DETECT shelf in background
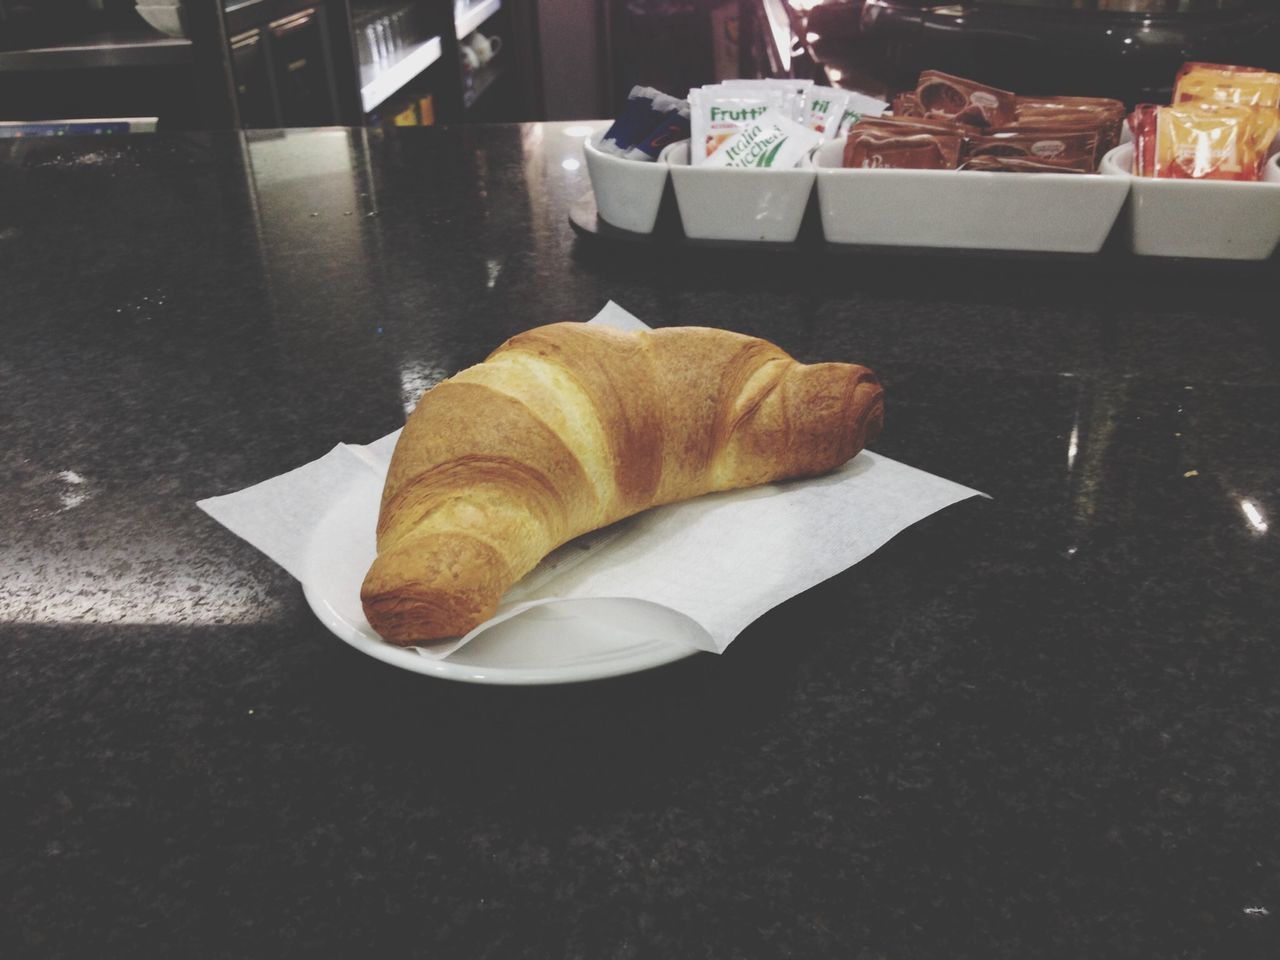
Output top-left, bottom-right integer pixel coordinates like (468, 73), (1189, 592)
(454, 0), (501, 40)
(0, 117), (158, 137)
(360, 35), (443, 113)
(0, 28), (193, 72)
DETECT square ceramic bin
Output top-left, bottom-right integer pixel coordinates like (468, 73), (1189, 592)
(583, 132), (670, 235)
(813, 139), (1131, 253)
(1100, 144), (1280, 260)
(663, 141), (816, 243)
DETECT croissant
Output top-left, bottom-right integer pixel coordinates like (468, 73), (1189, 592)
(361, 323), (884, 644)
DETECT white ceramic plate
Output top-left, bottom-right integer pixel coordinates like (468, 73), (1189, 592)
(302, 479), (704, 685)
(813, 137), (1130, 253)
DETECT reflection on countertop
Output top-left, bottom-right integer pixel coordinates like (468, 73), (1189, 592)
(1, 123), (1279, 959)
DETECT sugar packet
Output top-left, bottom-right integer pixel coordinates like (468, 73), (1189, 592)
(702, 106), (822, 168)
(601, 85), (689, 158)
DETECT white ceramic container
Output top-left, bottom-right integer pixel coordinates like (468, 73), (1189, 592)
(1100, 143), (1280, 260)
(1263, 151), (1280, 185)
(663, 140), (816, 243)
(813, 137), (1130, 253)
(582, 132), (670, 235)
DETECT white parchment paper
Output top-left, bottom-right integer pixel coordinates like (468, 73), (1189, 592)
(198, 302), (984, 659)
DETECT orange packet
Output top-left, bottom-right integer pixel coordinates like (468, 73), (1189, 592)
(1174, 62), (1280, 110)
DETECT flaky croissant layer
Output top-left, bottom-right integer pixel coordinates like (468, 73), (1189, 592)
(361, 323), (884, 644)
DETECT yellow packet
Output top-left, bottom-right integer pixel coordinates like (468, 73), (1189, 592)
(1153, 101), (1274, 180)
(1174, 62), (1280, 110)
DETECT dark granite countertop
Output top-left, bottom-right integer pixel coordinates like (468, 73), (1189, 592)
(2, 123), (1278, 959)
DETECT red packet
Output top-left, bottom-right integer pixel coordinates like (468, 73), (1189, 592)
(1128, 104), (1159, 177)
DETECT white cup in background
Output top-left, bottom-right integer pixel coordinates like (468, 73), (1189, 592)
(467, 33), (501, 65)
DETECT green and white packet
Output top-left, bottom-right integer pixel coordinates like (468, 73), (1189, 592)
(714, 78), (812, 124)
(834, 91), (891, 138)
(702, 107), (822, 169)
(805, 88), (850, 138)
(689, 86), (794, 165)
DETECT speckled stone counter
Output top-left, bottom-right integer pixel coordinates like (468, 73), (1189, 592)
(2, 124), (1278, 959)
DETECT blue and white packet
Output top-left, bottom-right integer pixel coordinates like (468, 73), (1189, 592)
(600, 86), (689, 159)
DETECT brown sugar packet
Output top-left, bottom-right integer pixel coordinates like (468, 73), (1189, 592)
(1010, 95), (1126, 157)
(843, 131), (964, 170)
(891, 91), (923, 117)
(852, 113), (966, 132)
(847, 114), (972, 153)
(846, 116), (972, 155)
(997, 118), (1119, 163)
(967, 128), (1101, 171)
(958, 155), (1089, 174)
(1015, 95), (1126, 119)
(916, 71), (1017, 129)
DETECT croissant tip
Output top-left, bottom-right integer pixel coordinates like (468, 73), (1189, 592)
(360, 532), (510, 645)
(850, 369), (885, 449)
(360, 590), (479, 647)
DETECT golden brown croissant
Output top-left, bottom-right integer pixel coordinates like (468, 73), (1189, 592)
(361, 323), (883, 644)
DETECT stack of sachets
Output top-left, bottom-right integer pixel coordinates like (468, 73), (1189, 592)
(598, 86), (692, 161)
(686, 79), (888, 169)
(1129, 63), (1280, 180)
(598, 79), (893, 170)
(848, 70), (1126, 174)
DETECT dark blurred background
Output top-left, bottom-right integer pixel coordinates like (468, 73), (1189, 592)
(1, 0), (1277, 134)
